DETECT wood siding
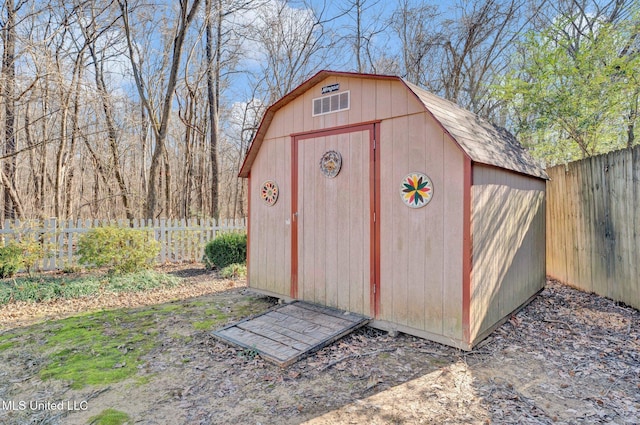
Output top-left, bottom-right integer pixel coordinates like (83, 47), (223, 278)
(264, 77), (424, 139)
(546, 147), (640, 310)
(378, 113), (465, 342)
(470, 165), (546, 344)
(296, 130), (371, 315)
(249, 76), (423, 297)
(248, 73), (546, 350)
(248, 135), (291, 296)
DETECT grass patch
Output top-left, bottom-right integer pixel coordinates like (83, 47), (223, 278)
(0, 293), (275, 391)
(192, 319), (217, 330)
(0, 331), (21, 351)
(191, 306), (232, 330)
(0, 270), (180, 305)
(89, 408), (131, 425)
(37, 306), (173, 389)
(0, 340), (14, 351)
(106, 270), (179, 293)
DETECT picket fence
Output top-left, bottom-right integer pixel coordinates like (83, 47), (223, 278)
(0, 218), (246, 271)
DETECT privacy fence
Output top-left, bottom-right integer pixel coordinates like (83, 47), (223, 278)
(0, 218), (245, 271)
(546, 145), (640, 309)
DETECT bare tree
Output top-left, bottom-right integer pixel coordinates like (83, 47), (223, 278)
(0, 0), (26, 219)
(389, 0), (441, 87)
(205, 0), (220, 220)
(389, 0), (547, 119)
(119, 0), (202, 219)
(77, 0), (135, 220)
(338, 0), (388, 73)
(248, 0), (337, 103)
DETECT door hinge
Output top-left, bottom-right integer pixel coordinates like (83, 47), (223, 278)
(373, 212), (376, 223)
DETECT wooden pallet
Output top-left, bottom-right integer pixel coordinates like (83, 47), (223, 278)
(212, 302), (370, 367)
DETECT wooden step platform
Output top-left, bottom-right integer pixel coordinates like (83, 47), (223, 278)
(212, 302), (370, 367)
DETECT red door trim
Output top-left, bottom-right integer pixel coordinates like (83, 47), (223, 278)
(372, 123), (381, 317)
(291, 122), (380, 317)
(290, 139), (299, 299)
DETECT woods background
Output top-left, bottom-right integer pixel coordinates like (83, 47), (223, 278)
(0, 0), (637, 221)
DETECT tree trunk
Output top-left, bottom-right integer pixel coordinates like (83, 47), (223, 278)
(119, 0), (202, 219)
(628, 96), (638, 148)
(2, 0), (17, 219)
(54, 102), (68, 219)
(163, 148), (171, 218)
(25, 102), (42, 215)
(39, 81), (49, 218)
(88, 43), (135, 220)
(205, 0), (220, 220)
(140, 104), (148, 199)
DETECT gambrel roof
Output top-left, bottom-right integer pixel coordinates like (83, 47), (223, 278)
(239, 70), (547, 180)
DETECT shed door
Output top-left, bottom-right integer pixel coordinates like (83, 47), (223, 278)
(292, 124), (377, 317)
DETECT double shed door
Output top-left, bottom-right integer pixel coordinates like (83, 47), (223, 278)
(292, 124), (378, 317)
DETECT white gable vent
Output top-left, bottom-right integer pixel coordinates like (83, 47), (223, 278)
(312, 91), (350, 117)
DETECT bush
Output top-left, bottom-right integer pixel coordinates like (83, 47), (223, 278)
(219, 262), (247, 279)
(77, 225), (160, 274)
(0, 243), (23, 278)
(0, 235), (45, 278)
(203, 232), (247, 270)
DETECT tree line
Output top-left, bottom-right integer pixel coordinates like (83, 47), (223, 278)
(0, 0), (637, 221)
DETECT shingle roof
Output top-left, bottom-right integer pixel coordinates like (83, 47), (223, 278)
(239, 70), (547, 180)
(404, 81), (548, 180)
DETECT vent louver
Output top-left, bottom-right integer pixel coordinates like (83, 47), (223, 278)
(312, 91), (350, 116)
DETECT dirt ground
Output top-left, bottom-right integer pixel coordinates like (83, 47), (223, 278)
(0, 266), (638, 424)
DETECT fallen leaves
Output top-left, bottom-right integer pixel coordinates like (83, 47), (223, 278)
(0, 276), (638, 425)
(0, 267), (243, 331)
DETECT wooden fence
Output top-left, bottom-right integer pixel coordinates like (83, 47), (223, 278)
(546, 145), (640, 309)
(0, 218), (245, 271)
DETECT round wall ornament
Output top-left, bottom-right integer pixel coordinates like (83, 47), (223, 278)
(319, 150), (342, 178)
(400, 172), (433, 208)
(260, 180), (279, 206)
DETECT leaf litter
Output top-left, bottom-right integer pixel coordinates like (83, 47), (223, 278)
(0, 273), (638, 424)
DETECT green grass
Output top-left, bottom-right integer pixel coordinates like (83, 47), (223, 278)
(192, 319), (217, 330)
(0, 270), (180, 305)
(36, 306), (182, 389)
(0, 340), (14, 351)
(89, 408), (131, 425)
(191, 307), (231, 330)
(0, 330), (21, 351)
(0, 293), (274, 391)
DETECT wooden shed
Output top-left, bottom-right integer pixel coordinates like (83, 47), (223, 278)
(239, 70), (547, 350)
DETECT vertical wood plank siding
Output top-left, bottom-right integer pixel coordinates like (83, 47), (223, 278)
(248, 135), (291, 297)
(248, 73), (547, 349)
(250, 76), (467, 344)
(471, 165), (546, 345)
(295, 130), (371, 314)
(378, 107), (464, 341)
(546, 146), (640, 310)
